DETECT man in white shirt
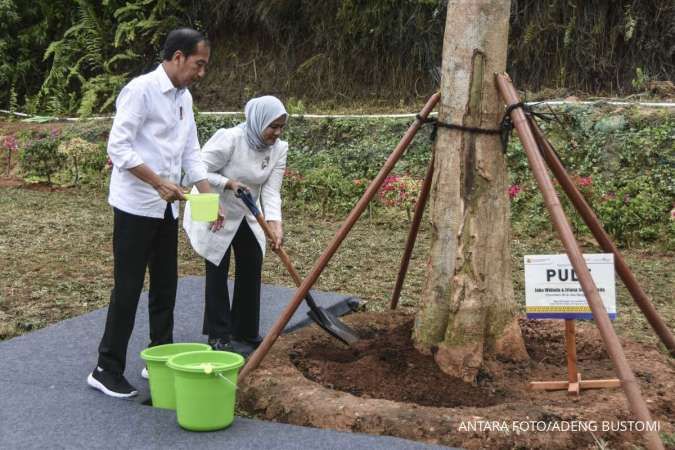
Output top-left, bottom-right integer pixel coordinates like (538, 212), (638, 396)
(87, 28), (221, 398)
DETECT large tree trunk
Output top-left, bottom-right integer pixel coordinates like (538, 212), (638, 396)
(413, 0), (528, 382)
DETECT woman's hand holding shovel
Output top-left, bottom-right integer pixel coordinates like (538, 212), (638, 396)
(226, 179), (250, 194)
(267, 220), (283, 250)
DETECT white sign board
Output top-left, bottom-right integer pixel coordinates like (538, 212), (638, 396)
(524, 254), (616, 320)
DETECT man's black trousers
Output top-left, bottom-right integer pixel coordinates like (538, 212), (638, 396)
(97, 205), (177, 374)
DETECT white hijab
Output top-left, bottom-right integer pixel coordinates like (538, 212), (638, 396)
(239, 96), (287, 151)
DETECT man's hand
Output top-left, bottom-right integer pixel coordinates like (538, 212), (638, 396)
(267, 220), (283, 250)
(129, 164), (185, 202)
(154, 178), (186, 202)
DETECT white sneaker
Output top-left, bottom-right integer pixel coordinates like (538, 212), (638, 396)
(141, 367), (149, 380)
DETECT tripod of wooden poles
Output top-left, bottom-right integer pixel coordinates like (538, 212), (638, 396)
(239, 78), (672, 450)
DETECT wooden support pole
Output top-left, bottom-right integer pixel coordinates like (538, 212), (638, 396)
(390, 152), (435, 310)
(530, 320), (619, 395)
(529, 118), (675, 357)
(239, 93), (441, 380)
(496, 73), (663, 450)
(565, 320), (580, 395)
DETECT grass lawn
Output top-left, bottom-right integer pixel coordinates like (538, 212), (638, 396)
(0, 186), (672, 356)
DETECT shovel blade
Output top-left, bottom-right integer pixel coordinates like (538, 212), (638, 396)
(307, 307), (360, 346)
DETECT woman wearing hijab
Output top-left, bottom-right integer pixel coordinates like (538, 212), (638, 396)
(184, 96), (287, 352)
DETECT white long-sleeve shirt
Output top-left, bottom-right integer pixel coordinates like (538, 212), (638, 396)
(107, 64), (207, 219)
(183, 126), (287, 265)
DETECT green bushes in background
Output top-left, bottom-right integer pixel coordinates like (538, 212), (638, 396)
(19, 132), (65, 185)
(2, 1), (673, 114)
(506, 106), (674, 247)
(195, 108), (673, 247)
(10, 123), (110, 186)
(7, 106), (674, 247)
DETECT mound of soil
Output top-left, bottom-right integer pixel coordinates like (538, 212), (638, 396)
(290, 317), (510, 408)
(239, 311), (674, 450)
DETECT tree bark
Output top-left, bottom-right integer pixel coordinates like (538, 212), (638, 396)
(413, 0), (528, 382)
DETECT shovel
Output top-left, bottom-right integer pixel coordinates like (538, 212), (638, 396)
(237, 188), (359, 346)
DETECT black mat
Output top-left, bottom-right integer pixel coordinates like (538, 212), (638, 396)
(0, 277), (451, 449)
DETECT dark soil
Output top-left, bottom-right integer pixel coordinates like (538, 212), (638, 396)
(291, 317), (511, 408)
(289, 313), (630, 410)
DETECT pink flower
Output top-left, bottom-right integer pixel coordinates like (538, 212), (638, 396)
(671, 208), (675, 220)
(508, 184), (522, 199)
(380, 177), (397, 193)
(378, 175), (421, 208)
(578, 176), (592, 187)
(3, 135), (17, 151)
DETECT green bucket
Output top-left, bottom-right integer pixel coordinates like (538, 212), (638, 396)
(185, 193), (219, 222)
(140, 343), (212, 410)
(167, 350), (245, 431)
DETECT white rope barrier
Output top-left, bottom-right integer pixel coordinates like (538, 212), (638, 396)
(1, 100), (673, 122)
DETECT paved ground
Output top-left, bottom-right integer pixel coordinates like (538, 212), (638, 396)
(0, 277), (452, 449)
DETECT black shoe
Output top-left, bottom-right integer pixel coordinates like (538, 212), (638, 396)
(233, 334), (263, 350)
(208, 337), (234, 352)
(87, 366), (138, 398)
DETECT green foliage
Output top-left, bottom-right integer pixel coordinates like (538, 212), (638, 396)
(507, 106), (674, 248)
(34, 0), (186, 116)
(9, 106), (673, 246)
(631, 67), (650, 91)
(195, 109), (673, 247)
(20, 133), (65, 185)
(2, 1), (674, 111)
(196, 113), (433, 216)
(509, 0), (674, 93)
(283, 165), (367, 216)
(57, 136), (106, 185)
(0, 0), (75, 110)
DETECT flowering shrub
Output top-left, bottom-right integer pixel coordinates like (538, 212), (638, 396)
(282, 165), (368, 215)
(57, 137), (102, 184)
(508, 184), (522, 199)
(505, 107), (674, 247)
(378, 175), (422, 220)
(2, 134), (18, 175)
(20, 134), (65, 185)
(591, 176), (666, 244)
(576, 176), (592, 187)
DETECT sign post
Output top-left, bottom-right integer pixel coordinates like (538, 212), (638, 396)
(525, 254), (620, 395)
